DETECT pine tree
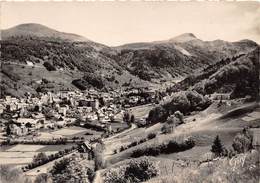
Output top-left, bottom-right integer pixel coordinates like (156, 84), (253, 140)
(211, 135), (224, 157)
(130, 115), (135, 123)
(6, 125), (11, 136)
(123, 112), (130, 123)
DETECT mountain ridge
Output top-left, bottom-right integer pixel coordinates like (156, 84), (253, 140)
(1, 23), (259, 97)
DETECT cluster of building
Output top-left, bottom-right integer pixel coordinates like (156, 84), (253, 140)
(0, 89), (123, 137)
(0, 86), (161, 138)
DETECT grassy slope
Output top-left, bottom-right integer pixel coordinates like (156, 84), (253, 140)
(106, 101), (260, 165)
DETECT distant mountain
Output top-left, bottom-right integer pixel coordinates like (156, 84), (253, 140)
(2, 23), (90, 42)
(115, 34), (258, 81)
(1, 23), (259, 97)
(168, 33), (197, 43)
(0, 24), (148, 97)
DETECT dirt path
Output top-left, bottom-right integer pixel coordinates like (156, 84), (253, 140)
(92, 124), (138, 183)
(104, 123), (137, 141)
(93, 170), (103, 183)
(103, 124), (137, 159)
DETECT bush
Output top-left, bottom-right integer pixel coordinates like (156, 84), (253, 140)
(131, 138), (195, 158)
(174, 111), (184, 123)
(71, 79), (87, 90)
(104, 158), (159, 183)
(125, 159), (159, 182)
(33, 152), (48, 164)
(232, 128), (253, 153)
(161, 123), (174, 134)
(50, 156), (92, 183)
(34, 173), (49, 183)
(119, 146), (125, 152)
(104, 167), (126, 183)
(43, 62), (56, 71)
(147, 133), (156, 140)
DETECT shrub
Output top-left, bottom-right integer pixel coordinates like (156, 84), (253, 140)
(147, 133), (156, 140)
(131, 138), (195, 158)
(161, 123), (174, 134)
(139, 139), (146, 144)
(119, 146), (125, 152)
(50, 156), (92, 183)
(174, 111), (184, 123)
(71, 79), (87, 90)
(104, 158), (159, 183)
(34, 173), (49, 183)
(33, 152), (48, 164)
(125, 159), (159, 182)
(232, 128), (253, 153)
(131, 141), (138, 147)
(43, 62), (56, 71)
(104, 167), (126, 183)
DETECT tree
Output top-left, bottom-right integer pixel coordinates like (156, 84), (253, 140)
(147, 133), (156, 140)
(147, 106), (168, 124)
(211, 135), (224, 157)
(43, 62), (56, 71)
(99, 97), (105, 107)
(232, 128), (253, 153)
(6, 125), (11, 136)
(130, 115), (135, 124)
(109, 116), (115, 123)
(33, 152), (48, 164)
(123, 112), (130, 124)
(25, 122), (32, 128)
(51, 158), (70, 175)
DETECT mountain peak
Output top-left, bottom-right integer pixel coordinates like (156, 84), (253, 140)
(13, 23), (48, 28)
(2, 23), (90, 42)
(169, 33), (197, 43)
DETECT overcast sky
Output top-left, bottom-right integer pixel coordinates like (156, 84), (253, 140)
(1, 2), (260, 46)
